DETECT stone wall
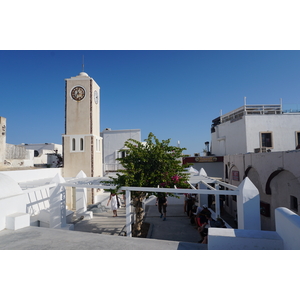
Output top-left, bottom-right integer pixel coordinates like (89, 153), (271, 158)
(6, 143), (26, 159)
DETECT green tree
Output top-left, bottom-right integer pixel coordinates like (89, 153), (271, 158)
(111, 132), (190, 236)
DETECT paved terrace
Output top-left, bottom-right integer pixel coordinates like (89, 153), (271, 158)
(0, 197), (209, 250)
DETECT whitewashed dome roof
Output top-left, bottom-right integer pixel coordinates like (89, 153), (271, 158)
(78, 72), (89, 77)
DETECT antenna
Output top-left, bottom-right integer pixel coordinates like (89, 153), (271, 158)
(82, 55), (84, 72)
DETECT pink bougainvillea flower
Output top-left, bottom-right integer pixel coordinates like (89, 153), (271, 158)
(171, 175), (180, 183)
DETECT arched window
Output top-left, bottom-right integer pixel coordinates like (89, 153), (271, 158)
(80, 138), (84, 151)
(72, 138), (76, 151)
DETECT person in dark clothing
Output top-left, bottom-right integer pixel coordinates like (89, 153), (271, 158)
(195, 205), (211, 228)
(198, 216), (226, 244)
(156, 193), (168, 221)
(184, 196), (196, 218)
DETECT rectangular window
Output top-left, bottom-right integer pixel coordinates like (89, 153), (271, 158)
(290, 195), (298, 212)
(260, 132), (273, 148)
(296, 132), (300, 148)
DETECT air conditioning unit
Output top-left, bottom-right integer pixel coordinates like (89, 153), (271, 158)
(194, 153), (200, 157)
(254, 147), (267, 153)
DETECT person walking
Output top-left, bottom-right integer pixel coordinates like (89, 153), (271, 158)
(156, 192), (168, 221)
(107, 192), (121, 217)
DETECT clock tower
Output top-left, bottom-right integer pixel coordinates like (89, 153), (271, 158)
(63, 72), (103, 206)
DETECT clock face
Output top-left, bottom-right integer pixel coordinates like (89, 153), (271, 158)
(94, 90), (99, 104)
(71, 86), (85, 101)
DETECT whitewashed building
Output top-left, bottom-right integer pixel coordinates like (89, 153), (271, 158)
(223, 150), (300, 231)
(21, 143), (62, 167)
(101, 128), (141, 173)
(210, 102), (300, 231)
(211, 103), (300, 156)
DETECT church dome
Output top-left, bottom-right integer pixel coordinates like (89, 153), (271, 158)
(78, 72), (89, 77)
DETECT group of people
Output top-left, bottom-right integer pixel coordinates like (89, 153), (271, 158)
(107, 192), (168, 220)
(107, 192), (226, 244)
(184, 194), (226, 244)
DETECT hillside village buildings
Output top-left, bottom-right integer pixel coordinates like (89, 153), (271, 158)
(1, 71), (300, 249)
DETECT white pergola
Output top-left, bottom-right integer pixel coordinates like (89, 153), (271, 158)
(59, 170), (260, 237)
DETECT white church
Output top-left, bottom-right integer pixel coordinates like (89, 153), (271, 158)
(1, 71), (300, 250)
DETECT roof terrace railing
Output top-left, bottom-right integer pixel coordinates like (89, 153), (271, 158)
(220, 104), (282, 124)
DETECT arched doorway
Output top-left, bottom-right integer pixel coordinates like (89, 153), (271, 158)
(246, 166), (271, 230)
(267, 170), (300, 230)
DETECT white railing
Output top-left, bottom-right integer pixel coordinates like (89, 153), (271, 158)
(104, 163), (125, 172)
(221, 104), (282, 124)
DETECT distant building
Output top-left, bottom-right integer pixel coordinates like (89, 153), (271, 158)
(183, 155), (224, 178)
(0, 116), (62, 170)
(101, 128), (141, 174)
(21, 143), (62, 167)
(211, 103), (300, 156)
(0, 116), (34, 169)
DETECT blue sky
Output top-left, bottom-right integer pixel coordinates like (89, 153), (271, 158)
(1, 50), (300, 155)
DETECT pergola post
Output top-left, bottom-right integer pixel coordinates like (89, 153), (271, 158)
(75, 171), (87, 216)
(48, 173), (67, 228)
(125, 189), (132, 237)
(237, 177), (260, 230)
(215, 183), (220, 218)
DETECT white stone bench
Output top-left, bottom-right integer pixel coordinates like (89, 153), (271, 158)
(6, 212), (30, 230)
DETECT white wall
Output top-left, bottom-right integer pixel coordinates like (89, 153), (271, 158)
(208, 228), (284, 250)
(208, 207), (300, 249)
(101, 129), (141, 171)
(211, 118), (247, 156)
(0, 173), (28, 231)
(0, 168), (62, 183)
(245, 114), (300, 152)
(275, 207), (300, 250)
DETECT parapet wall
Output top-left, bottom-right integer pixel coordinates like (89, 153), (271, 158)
(275, 207), (300, 250)
(208, 228), (283, 250)
(208, 207), (300, 250)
